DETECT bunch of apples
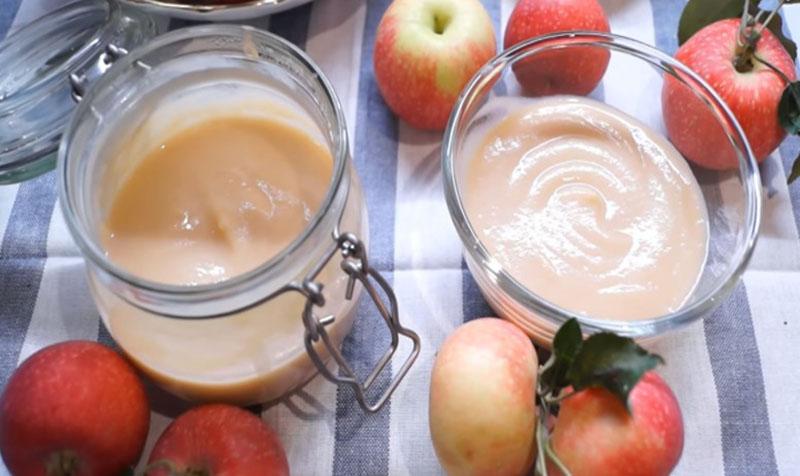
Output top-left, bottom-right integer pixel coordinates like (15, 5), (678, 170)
(0, 341), (290, 476)
(374, 0), (799, 176)
(372, 0), (611, 130)
(429, 318), (684, 476)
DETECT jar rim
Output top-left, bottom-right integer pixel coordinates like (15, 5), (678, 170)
(441, 31), (763, 338)
(58, 24), (350, 301)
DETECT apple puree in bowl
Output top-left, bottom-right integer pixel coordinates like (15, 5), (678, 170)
(464, 96), (708, 320)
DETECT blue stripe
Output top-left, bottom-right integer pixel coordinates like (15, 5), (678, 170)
(0, 0), (21, 41)
(0, 172), (57, 388)
(268, 2), (313, 49)
(650, 2), (779, 474)
(703, 284), (779, 476)
(461, 258), (492, 323)
(332, 0), (395, 474)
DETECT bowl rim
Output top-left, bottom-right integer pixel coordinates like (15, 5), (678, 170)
(441, 31), (763, 338)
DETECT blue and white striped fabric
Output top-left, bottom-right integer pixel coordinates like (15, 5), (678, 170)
(1, 1), (800, 474)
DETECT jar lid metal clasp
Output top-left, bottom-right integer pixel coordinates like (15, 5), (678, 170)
(69, 43), (129, 102)
(298, 230), (421, 413)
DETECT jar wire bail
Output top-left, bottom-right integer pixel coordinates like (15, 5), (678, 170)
(299, 228), (421, 413)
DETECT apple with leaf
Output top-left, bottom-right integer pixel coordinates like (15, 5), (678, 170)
(429, 317), (683, 476)
(662, 0), (800, 176)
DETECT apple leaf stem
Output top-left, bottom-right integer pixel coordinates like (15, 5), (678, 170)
(678, 0), (797, 60)
(532, 319), (663, 475)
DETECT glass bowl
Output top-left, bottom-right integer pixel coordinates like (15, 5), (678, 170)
(442, 32), (761, 345)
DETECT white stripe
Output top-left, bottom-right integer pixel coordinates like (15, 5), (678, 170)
(743, 270), (800, 475)
(500, 0), (514, 33)
(260, 375), (339, 475)
(647, 324), (725, 475)
(16, 201), (99, 364)
(305, 0), (366, 150)
(601, 0), (661, 130)
(756, 11), (800, 475)
(134, 412), (173, 472)
(0, 183), (19, 242)
(388, 123), (461, 475)
(259, 2), (366, 475)
(742, 152), (800, 270)
(46, 200), (81, 257)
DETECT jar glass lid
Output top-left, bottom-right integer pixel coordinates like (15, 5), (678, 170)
(0, 0), (159, 184)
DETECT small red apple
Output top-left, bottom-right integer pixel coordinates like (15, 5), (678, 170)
(373, 0), (496, 130)
(662, 18), (796, 170)
(146, 404), (289, 476)
(549, 372), (683, 476)
(504, 0), (610, 96)
(0, 341), (150, 476)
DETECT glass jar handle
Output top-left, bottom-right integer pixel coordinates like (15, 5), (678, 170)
(69, 43), (128, 102)
(298, 231), (421, 413)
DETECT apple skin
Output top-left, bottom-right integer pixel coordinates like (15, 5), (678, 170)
(504, 0), (610, 96)
(662, 18), (796, 170)
(429, 318), (538, 476)
(0, 341), (150, 476)
(146, 404), (289, 476)
(373, 0), (496, 130)
(549, 372), (684, 476)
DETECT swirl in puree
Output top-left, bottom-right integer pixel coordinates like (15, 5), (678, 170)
(465, 96), (708, 320)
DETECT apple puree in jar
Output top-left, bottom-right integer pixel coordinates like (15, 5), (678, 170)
(90, 78), (357, 405)
(465, 96), (708, 320)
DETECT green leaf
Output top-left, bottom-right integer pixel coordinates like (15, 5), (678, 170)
(779, 82), (800, 135)
(566, 333), (664, 411)
(539, 319), (582, 391)
(788, 153), (800, 184)
(119, 468), (135, 476)
(677, 0), (743, 45)
(553, 318), (582, 362)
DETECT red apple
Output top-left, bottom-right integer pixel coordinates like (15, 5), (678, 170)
(429, 318), (538, 476)
(662, 18), (796, 170)
(373, 0), (496, 130)
(0, 341), (150, 476)
(146, 404), (289, 476)
(504, 0), (610, 96)
(549, 372), (683, 476)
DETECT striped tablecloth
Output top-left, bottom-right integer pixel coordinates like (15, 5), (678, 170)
(2, 1), (800, 474)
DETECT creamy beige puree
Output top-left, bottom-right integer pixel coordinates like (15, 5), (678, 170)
(465, 96), (708, 320)
(93, 80), (352, 404)
(103, 115), (331, 284)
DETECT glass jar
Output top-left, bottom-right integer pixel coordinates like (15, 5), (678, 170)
(0, 0), (159, 184)
(443, 32), (761, 345)
(59, 25), (419, 411)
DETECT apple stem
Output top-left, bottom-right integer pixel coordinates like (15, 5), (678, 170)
(45, 450), (79, 476)
(734, 0), (787, 73)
